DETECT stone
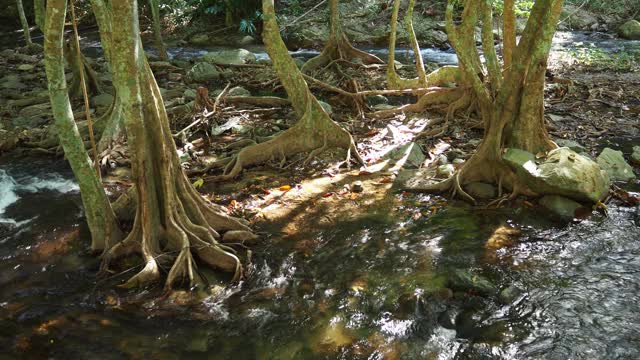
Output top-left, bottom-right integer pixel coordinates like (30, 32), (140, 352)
(17, 64), (34, 71)
(449, 269), (497, 296)
(256, 58), (272, 66)
(372, 104), (395, 111)
(437, 154), (449, 165)
(366, 95), (388, 107)
(183, 88), (197, 101)
(202, 48), (256, 65)
(631, 146), (640, 166)
(18, 102), (51, 119)
(12, 115), (48, 128)
(561, 5), (598, 30)
(387, 142), (426, 169)
(464, 182), (497, 200)
(318, 101), (333, 116)
(539, 195), (583, 220)
(228, 86), (250, 97)
(186, 62), (221, 83)
(437, 164), (455, 178)
(190, 33), (210, 45)
(555, 138), (586, 153)
(1, 74), (25, 89)
(452, 158), (465, 165)
(91, 93), (114, 108)
(239, 35), (255, 45)
(597, 147), (636, 181)
(503, 147), (610, 203)
(499, 285), (522, 304)
(293, 57), (306, 69)
(619, 20), (640, 40)
(351, 181), (364, 193)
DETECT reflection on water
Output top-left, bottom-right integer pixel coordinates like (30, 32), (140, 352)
(1, 156), (639, 359)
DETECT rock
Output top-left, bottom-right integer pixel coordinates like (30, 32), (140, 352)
(222, 230), (260, 245)
(561, 5), (598, 30)
(17, 64), (34, 71)
(293, 57), (306, 69)
(183, 88), (197, 101)
(449, 269), (497, 296)
(631, 146), (640, 166)
(499, 285), (522, 304)
(12, 115), (48, 128)
(452, 158), (465, 165)
(239, 35), (255, 45)
(318, 101), (333, 115)
(393, 60), (403, 69)
(256, 58), (272, 66)
(18, 102), (51, 119)
(0, 130), (19, 152)
(366, 95), (388, 107)
(387, 142), (426, 169)
(186, 62), (221, 83)
(597, 147), (636, 182)
(91, 93), (114, 108)
(464, 182), (497, 199)
(437, 154), (449, 165)
(351, 181), (364, 193)
(372, 104), (395, 111)
(384, 124), (403, 142)
(228, 86), (250, 97)
(503, 147), (610, 202)
(619, 20), (640, 40)
(190, 33), (210, 45)
(437, 164), (455, 178)
(555, 138), (586, 153)
(202, 49), (256, 65)
(1, 74), (25, 89)
(539, 195), (583, 220)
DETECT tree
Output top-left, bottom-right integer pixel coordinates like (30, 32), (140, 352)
(44, 0), (122, 252)
(301, 0), (383, 73)
(423, 0), (564, 201)
(149, 0), (169, 61)
(210, 0), (364, 180)
(16, 0), (33, 46)
(96, 0), (253, 289)
(386, 0), (427, 89)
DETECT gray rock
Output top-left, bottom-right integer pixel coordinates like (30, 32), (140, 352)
(449, 269), (497, 296)
(597, 147), (636, 181)
(186, 62), (221, 83)
(499, 285), (522, 304)
(17, 64), (34, 71)
(228, 86), (250, 97)
(203, 49), (256, 65)
(1, 74), (25, 89)
(631, 146), (640, 166)
(539, 195), (583, 220)
(366, 95), (388, 107)
(437, 154), (449, 165)
(372, 104), (395, 111)
(190, 33), (210, 45)
(464, 182), (497, 199)
(452, 158), (465, 165)
(18, 102), (51, 119)
(239, 35), (255, 45)
(503, 147), (610, 202)
(183, 88), (197, 101)
(387, 142), (426, 169)
(619, 20), (640, 40)
(318, 100), (333, 116)
(91, 93), (114, 108)
(12, 115), (48, 128)
(555, 138), (586, 153)
(562, 4), (598, 30)
(437, 164), (455, 178)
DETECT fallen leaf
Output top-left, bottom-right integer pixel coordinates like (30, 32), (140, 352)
(358, 170), (373, 176)
(322, 192), (334, 198)
(279, 185), (292, 191)
(379, 177), (393, 183)
(192, 178), (204, 189)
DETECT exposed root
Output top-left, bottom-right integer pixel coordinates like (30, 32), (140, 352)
(302, 32), (383, 73)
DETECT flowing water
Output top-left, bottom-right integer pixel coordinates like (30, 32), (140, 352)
(1, 154), (639, 359)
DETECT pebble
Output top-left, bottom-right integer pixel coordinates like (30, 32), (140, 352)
(351, 181), (364, 193)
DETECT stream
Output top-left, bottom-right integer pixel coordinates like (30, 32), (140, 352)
(1, 153), (639, 359)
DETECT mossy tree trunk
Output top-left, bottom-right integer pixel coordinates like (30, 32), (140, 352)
(65, 38), (102, 99)
(34, 0), (46, 31)
(503, 0), (516, 69)
(211, 0), (363, 180)
(301, 0), (383, 72)
(17, 0), (33, 46)
(101, 0), (252, 289)
(387, 0), (427, 89)
(149, 0), (168, 61)
(422, 0), (563, 202)
(44, 0), (122, 252)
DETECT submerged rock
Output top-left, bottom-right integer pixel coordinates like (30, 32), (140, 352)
(203, 48), (257, 65)
(619, 20), (640, 40)
(539, 195), (583, 220)
(186, 62), (221, 83)
(597, 147), (636, 181)
(449, 269), (497, 296)
(503, 147), (610, 202)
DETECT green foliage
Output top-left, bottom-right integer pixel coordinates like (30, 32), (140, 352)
(562, 44), (640, 72)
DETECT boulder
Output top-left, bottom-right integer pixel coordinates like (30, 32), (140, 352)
(503, 147), (610, 202)
(1, 74), (25, 89)
(91, 93), (114, 108)
(631, 146), (640, 166)
(449, 269), (497, 296)
(228, 86), (250, 97)
(437, 164), (455, 178)
(239, 35), (255, 45)
(554, 138), (586, 153)
(464, 182), (497, 199)
(597, 147), (636, 181)
(190, 33), (210, 45)
(17, 64), (34, 71)
(318, 101), (333, 116)
(561, 5), (598, 30)
(183, 88), (197, 101)
(186, 62), (221, 83)
(202, 49), (256, 65)
(619, 20), (640, 40)
(539, 195), (583, 220)
(386, 142), (426, 169)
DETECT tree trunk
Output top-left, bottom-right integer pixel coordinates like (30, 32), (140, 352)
(503, 0), (516, 69)
(301, 0), (382, 72)
(386, 0), (426, 89)
(103, 0), (252, 289)
(34, 0), (46, 31)
(224, 0), (233, 27)
(17, 0), (33, 46)
(44, 0), (122, 252)
(65, 39), (102, 99)
(149, 0), (168, 61)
